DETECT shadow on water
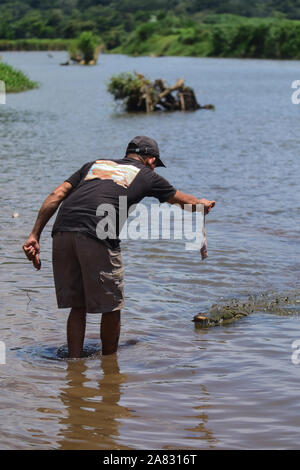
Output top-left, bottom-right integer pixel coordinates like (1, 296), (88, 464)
(11, 338), (140, 363)
(11, 339), (101, 363)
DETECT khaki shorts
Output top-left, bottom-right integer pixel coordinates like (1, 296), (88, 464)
(52, 232), (124, 313)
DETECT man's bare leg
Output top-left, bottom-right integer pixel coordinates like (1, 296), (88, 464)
(67, 307), (87, 358)
(100, 310), (120, 355)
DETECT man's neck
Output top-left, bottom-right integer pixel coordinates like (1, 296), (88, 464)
(125, 154), (145, 165)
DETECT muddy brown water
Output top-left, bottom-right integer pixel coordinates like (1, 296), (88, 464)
(0, 52), (299, 449)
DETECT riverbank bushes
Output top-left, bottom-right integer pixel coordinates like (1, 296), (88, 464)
(1, 14), (300, 60)
(0, 62), (38, 92)
(0, 39), (72, 51)
(113, 14), (300, 59)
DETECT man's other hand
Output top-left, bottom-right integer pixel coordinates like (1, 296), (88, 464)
(23, 235), (41, 270)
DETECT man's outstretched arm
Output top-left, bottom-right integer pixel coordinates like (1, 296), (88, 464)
(22, 181), (73, 270)
(167, 190), (215, 213)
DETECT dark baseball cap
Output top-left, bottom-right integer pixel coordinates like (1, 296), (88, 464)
(125, 136), (166, 167)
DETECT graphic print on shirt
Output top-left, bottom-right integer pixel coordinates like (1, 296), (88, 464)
(84, 160), (140, 188)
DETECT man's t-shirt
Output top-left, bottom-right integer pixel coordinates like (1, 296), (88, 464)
(52, 157), (177, 249)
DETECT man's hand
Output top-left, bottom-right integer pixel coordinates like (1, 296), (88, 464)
(198, 198), (216, 214)
(23, 234), (41, 270)
(22, 181), (73, 271)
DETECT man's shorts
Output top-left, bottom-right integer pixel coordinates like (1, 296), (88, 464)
(52, 232), (124, 313)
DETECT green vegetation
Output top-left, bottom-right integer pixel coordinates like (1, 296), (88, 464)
(108, 72), (145, 103)
(1, 0), (300, 44)
(0, 62), (38, 92)
(0, 39), (71, 51)
(68, 31), (101, 64)
(114, 14), (300, 59)
(1, 1), (300, 59)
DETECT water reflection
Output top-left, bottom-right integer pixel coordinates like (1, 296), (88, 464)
(164, 383), (217, 450)
(185, 415), (217, 449)
(57, 355), (132, 450)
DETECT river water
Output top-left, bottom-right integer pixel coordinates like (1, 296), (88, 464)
(0, 52), (299, 450)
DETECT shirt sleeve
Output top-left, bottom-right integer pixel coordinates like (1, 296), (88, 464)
(145, 170), (177, 203)
(65, 162), (93, 189)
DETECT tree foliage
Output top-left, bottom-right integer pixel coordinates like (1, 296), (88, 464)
(1, 1), (300, 59)
(1, 0), (300, 41)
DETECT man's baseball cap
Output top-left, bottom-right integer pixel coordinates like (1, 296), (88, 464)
(125, 136), (166, 167)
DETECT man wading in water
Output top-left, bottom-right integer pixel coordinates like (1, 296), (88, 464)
(23, 136), (215, 358)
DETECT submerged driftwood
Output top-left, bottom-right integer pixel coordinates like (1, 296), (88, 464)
(108, 72), (214, 113)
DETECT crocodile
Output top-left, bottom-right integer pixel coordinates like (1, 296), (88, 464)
(193, 306), (249, 328)
(192, 292), (300, 328)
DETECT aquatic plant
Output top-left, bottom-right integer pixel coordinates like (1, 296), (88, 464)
(68, 32), (101, 65)
(0, 62), (38, 93)
(107, 72), (145, 103)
